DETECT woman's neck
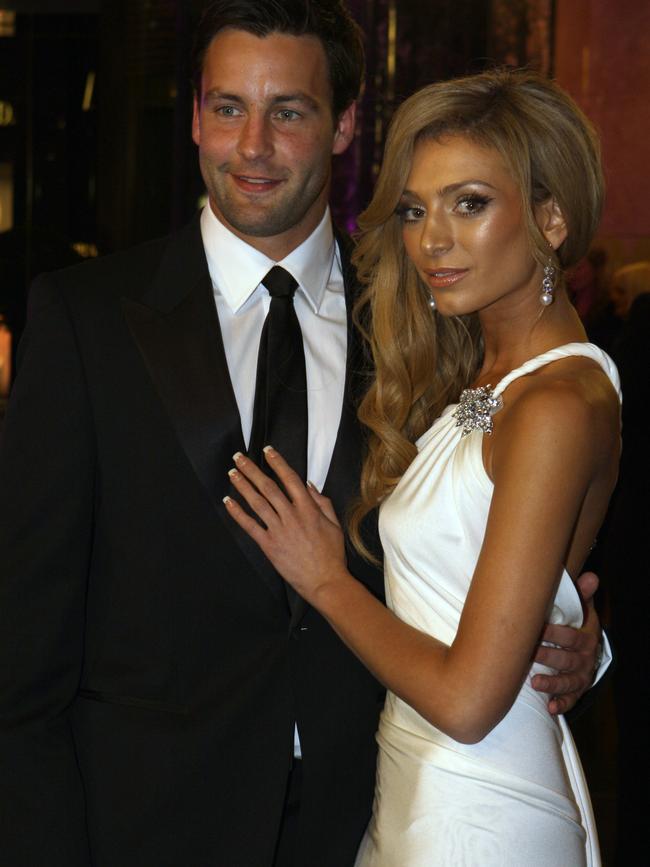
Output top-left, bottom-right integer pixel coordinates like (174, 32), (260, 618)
(475, 290), (587, 386)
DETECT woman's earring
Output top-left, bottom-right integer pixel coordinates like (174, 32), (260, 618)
(540, 258), (555, 306)
(428, 295), (436, 310)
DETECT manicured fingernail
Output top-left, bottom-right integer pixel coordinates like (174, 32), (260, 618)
(223, 495), (233, 506)
(232, 452), (244, 463)
(263, 445), (276, 456)
(307, 480), (318, 491)
(228, 468), (239, 479)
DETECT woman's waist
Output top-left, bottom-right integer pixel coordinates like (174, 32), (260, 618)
(379, 687), (567, 786)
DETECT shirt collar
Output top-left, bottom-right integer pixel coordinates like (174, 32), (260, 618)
(200, 204), (336, 314)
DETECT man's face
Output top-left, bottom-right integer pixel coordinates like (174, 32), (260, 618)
(192, 28), (356, 260)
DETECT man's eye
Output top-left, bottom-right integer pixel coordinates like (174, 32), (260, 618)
(216, 106), (241, 117)
(276, 109), (301, 121)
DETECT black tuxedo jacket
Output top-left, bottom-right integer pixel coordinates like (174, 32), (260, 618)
(0, 217), (385, 866)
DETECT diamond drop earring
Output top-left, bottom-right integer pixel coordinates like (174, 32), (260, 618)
(428, 296), (436, 310)
(540, 258), (555, 306)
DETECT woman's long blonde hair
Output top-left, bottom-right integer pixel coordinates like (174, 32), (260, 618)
(348, 68), (604, 558)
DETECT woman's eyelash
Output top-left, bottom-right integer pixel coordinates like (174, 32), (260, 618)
(455, 194), (492, 214)
(396, 204), (425, 222)
(396, 194), (493, 222)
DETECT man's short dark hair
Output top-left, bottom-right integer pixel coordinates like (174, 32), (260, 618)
(191, 0), (365, 117)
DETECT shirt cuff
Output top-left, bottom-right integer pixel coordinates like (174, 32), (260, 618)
(591, 629), (612, 687)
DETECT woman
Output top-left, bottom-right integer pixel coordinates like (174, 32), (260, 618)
(224, 69), (620, 865)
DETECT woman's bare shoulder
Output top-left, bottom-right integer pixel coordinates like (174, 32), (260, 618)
(515, 355), (619, 427)
(492, 356), (620, 478)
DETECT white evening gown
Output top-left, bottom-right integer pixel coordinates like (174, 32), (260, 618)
(355, 343), (621, 867)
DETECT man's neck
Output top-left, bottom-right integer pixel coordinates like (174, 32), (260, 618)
(208, 198), (330, 262)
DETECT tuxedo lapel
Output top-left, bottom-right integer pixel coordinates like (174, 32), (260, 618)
(121, 216), (287, 609)
(322, 228), (368, 508)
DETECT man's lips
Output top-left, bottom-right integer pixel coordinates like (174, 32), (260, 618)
(423, 268), (469, 288)
(231, 173), (285, 194)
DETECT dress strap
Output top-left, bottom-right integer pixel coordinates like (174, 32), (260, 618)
(492, 342), (622, 401)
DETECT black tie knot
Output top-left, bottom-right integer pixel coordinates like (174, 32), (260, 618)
(262, 266), (298, 299)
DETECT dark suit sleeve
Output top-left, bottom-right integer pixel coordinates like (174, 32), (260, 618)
(0, 274), (93, 865)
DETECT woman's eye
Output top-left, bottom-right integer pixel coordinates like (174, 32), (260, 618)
(397, 205), (426, 223)
(455, 195), (491, 215)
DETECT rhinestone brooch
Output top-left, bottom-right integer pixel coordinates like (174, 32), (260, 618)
(452, 384), (503, 437)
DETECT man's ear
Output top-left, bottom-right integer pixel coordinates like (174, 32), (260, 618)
(536, 196), (568, 250)
(332, 101), (357, 156)
(191, 94), (201, 146)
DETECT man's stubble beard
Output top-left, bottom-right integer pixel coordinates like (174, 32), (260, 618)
(200, 155), (330, 240)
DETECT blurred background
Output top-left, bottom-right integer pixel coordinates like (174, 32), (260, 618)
(1, 1), (648, 863)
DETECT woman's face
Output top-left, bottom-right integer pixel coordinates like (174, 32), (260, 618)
(399, 135), (544, 319)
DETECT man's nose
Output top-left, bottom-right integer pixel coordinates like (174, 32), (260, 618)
(237, 114), (274, 161)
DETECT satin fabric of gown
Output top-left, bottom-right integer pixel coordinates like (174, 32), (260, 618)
(355, 343), (620, 867)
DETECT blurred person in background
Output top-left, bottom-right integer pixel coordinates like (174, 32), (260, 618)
(609, 260), (650, 320)
(594, 259), (650, 864)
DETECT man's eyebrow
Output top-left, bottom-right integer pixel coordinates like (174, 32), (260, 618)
(270, 93), (319, 109)
(202, 90), (320, 110)
(203, 90), (244, 103)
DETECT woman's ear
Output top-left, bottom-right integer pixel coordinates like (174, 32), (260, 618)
(536, 197), (568, 250)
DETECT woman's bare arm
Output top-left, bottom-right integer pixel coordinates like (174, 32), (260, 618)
(225, 379), (617, 742)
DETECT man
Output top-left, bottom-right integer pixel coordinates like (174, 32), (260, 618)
(0, 2), (605, 865)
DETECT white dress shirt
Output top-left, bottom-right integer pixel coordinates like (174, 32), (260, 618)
(200, 204), (349, 758)
(200, 204), (347, 493)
